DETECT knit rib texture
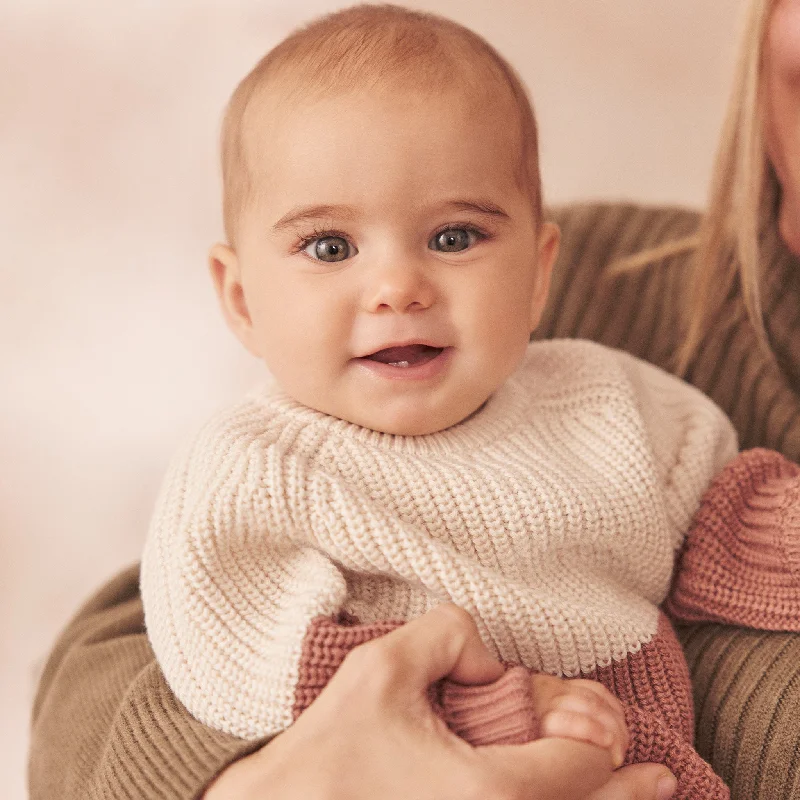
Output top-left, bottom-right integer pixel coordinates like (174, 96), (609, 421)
(28, 566), (263, 800)
(540, 202), (800, 460)
(667, 447), (800, 627)
(142, 339), (737, 741)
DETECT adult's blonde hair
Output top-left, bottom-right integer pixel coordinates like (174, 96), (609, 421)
(616, 0), (780, 373)
(677, 0), (780, 371)
(220, 4), (543, 246)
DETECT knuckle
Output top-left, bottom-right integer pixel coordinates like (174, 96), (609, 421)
(339, 638), (374, 673)
(340, 637), (403, 693)
(436, 602), (477, 634)
(573, 679), (606, 701)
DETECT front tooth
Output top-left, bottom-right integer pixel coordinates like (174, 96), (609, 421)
(389, 360), (410, 368)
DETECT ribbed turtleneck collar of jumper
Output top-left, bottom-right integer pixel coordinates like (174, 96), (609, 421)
(761, 220), (800, 395)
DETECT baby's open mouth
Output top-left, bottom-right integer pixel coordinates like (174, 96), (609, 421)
(363, 344), (444, 368)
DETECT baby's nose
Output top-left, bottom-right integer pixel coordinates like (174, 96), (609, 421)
(362, 263), (434, 313)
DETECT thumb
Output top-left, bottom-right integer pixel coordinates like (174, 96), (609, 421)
(588, 764), (677, 800)
(363, 603), (505, 691)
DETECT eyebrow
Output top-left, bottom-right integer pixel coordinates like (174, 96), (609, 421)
(441, 199), (510, 221)
(272, 204), (358, 232)
(271, 198), (511, 233)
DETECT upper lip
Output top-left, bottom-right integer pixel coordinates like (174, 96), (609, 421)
(354, 339), (450, 358)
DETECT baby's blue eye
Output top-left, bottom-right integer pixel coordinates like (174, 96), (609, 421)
(429, 228), (477, 253)
(305, 236), (356, 262)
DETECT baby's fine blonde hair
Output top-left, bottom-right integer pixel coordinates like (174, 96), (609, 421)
(219, 3), (543, 246)
(615, 0), (780, 373)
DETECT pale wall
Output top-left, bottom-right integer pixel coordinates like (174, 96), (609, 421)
(2, 1), (743, 797)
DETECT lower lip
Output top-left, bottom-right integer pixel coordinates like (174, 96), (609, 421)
(354, 347), (453, 381)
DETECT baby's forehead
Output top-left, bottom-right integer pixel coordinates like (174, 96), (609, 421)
(238, 78), (524, 201)
(240, 63), (520, 153)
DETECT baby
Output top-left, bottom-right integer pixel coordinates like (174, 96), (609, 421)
(141, 5), (800, 798)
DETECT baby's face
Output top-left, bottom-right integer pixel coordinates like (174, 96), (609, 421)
(212, 84), (558, 435)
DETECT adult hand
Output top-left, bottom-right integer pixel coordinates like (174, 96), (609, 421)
(203, 604), (676, 800)
(588, 764), (677, 800)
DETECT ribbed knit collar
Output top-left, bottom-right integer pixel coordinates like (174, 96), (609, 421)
(249, 366), (535, 457)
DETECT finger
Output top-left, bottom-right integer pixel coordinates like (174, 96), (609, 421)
(531, 677), (625, 728)
(483, 737), (615, 800)
(529, 672), (569, 716)
(539, 709), (622, 763)
(568, 680), (627, 729)
(531, 677), (629, 765)
(586, 763), (677, 800)
(548, 695), (628, 766)
(563, 681), (629, 758)
(341, 604), (504, 695)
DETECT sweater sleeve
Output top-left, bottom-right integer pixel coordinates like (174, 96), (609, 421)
(665, 448), (800, 629)
(28, 565), (539, 800)
(292, 614), (538, 745)
(622, 705), (729, 799)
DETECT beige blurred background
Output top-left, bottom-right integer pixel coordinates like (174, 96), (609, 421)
(3, 0), (743, 796)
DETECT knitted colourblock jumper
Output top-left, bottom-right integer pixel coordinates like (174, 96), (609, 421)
(141, 339), (800, 799)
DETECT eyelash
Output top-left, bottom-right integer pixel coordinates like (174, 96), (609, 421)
(292, 226), (353, 256)
(291, 223), (491, 256)
(431, 223), (489, 247)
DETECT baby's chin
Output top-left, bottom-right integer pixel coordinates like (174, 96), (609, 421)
(274, 371), (493, 436)
(306, 397), (489, 437)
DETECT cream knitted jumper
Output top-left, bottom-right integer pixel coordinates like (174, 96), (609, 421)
(142, 338), (746, 797)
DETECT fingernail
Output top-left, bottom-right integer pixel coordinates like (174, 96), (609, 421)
(656, 774), (678, 800)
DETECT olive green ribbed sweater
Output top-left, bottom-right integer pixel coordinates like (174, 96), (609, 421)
(28, 203), (800, 800)
(539, 203), (800, 458)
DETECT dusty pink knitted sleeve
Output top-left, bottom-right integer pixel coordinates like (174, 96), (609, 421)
(666, 448), (800, 629)
(293, 614), (730, 799)
(292, 615), (538, 745)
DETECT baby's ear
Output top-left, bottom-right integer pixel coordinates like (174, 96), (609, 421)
(529, 221), (560, 330)
(209, 243), (260, 357)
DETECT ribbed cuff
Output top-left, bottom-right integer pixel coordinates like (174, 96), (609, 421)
(438, 666), (538, 746)
(667, 448), (800, 630)
(293, 618), (538, 748)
